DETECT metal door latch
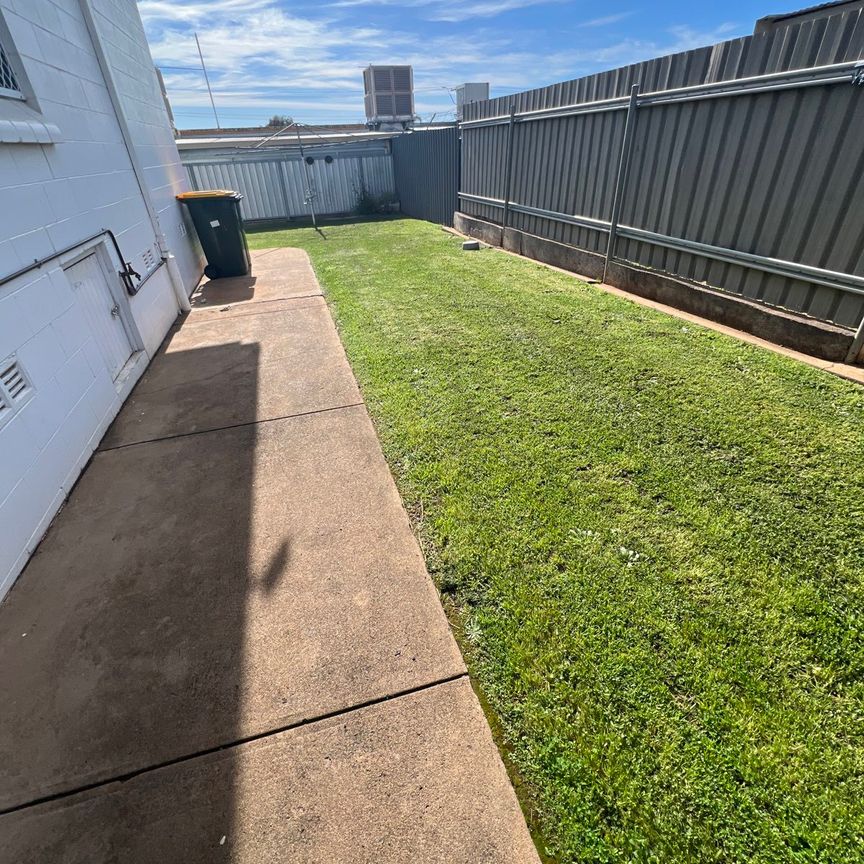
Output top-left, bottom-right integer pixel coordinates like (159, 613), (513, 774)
(110, 304), (120, 317)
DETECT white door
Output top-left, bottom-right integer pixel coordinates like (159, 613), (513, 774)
(65, 253), (134, 381)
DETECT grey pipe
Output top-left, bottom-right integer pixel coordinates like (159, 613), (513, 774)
(78, 0), (192, 313)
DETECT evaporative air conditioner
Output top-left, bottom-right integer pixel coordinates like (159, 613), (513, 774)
(363, 65), (414, 129)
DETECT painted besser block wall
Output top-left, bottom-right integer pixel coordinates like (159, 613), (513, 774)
(87, 0), (203, 299)
(0, 0), (204, 598)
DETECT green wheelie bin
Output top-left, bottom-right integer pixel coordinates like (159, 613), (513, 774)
(177, 190), (251, 279)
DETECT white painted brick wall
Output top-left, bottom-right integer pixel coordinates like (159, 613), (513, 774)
(0, 0), (205, 598)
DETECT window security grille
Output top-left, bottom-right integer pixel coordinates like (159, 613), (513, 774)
(0, 39), (22, 99)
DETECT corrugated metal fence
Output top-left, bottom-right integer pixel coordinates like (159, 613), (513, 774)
(181, 141), (396, 223)
(460, 7), (864, 343)
(391, 127), (460, 225)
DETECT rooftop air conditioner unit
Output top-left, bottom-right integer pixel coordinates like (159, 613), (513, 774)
(455, 82), (490, 121)
(363, 65), (414, 130)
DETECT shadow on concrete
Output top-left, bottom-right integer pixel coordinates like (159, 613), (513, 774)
(98, 299), (361, 450)
(0, 333), (465, 859)
(0, 246), (537, 863)
(0, 340), (261, 858)
(260, 540), (291, 595)
(191, 275), (258, 307)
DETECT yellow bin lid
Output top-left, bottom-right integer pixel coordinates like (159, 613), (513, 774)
(176, 190), (239, 200)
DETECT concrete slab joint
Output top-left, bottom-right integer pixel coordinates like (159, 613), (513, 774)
(0, 247), (539, 863)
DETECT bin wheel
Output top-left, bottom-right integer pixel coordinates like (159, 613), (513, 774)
(204, 264), (220, 279)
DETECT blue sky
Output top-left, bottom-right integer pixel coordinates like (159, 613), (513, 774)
(139, 0), (773, 129)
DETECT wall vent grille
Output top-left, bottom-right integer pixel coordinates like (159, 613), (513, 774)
(0, 357), (32, 430)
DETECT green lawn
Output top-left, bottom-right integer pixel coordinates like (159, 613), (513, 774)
(248, 218), (864, 863)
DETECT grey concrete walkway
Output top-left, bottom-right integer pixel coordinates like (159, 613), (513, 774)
(0, 248), (539, 863)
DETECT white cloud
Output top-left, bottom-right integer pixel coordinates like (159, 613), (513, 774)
(324, 0), (567, 20)
(578, 12), (633, 27)
(576, 23), (741, 68)
(139, 0), (744, 127)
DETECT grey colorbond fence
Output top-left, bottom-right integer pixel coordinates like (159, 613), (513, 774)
(182, 140), (396, 224)
(459, 7), (864, 358)
(392, 127), (460, 225)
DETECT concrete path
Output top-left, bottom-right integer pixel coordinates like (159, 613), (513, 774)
(0, 248), (539, 863)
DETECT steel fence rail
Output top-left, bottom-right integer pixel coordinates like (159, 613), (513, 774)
(617, 226), (864, 298)
(458, 5), (864, 351)
(461, 61), (864, 129)
(458, 192), (864, 298)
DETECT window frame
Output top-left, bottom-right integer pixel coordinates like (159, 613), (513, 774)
(0, 10), (61, 144)
(0, 19), (25, 102)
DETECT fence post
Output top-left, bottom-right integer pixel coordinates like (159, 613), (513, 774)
(846, 316), (864, 364)
(603, 84), (640, 283)
(502, 102), (516, 229)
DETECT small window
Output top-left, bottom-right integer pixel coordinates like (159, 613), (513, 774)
(0, 15), (59, 143)
(0, 38), (22, 101)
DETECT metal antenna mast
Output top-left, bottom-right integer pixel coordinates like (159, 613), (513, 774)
(194, 32), (220, 129)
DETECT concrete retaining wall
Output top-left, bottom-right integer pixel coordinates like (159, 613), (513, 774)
(454, 212), (855, 362)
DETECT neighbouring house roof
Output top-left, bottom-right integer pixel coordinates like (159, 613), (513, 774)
(175, 123), (369, 139)
(175, 130), (400, 151)
(174, 123), (458, 151)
